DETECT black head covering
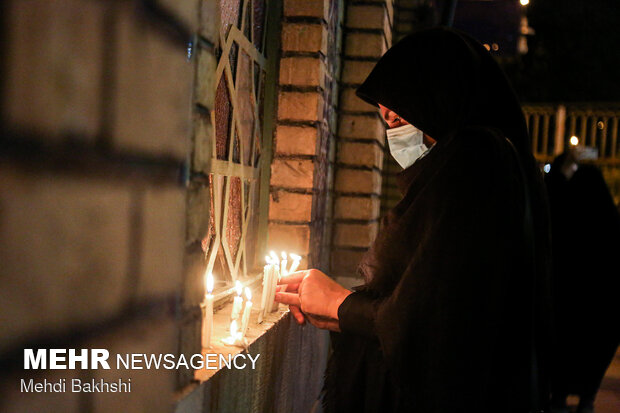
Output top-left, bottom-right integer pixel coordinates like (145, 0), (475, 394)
(357, 27), (532, 164)
(355, 27), (549, 291)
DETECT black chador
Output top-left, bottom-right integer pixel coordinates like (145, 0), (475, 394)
(323, 28), (552, 413)
(546, 151), (620, 408)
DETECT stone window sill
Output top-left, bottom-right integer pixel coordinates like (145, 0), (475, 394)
(194, 283), (289, 383)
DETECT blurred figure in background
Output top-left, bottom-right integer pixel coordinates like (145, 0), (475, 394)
(545, 147), (620, 413)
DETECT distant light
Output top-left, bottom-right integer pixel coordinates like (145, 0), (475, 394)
(187, 41), (193, 61)
(483, 43), (491, 51)
(570, 136), (579, 146)
(491, 43), (499, 51)
(520, 0), (530, 5)
(544, 164), (551, 173)
(597, 121), (605, 130)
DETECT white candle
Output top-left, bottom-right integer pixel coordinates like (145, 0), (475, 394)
(222, 319), (243, 346)
(289, 253), (301, 273)
(258, 256), (271, 323)
(201, 272), (214, 348)
(240, 287), (252, 337)
(280, 251), (288, 277)
(269, 264), (280, 312)
(231, 280), (243, 321)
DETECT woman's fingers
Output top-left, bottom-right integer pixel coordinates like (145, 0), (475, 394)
(289, 305), (306, 325)
(278, 270), (306, 285)
(274, 291), (301, 307)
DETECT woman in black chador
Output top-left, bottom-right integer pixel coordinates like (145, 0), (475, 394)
(275, 28), (551, 412)
(545, 149), (620, 413)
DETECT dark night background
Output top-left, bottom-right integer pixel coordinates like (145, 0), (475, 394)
(499, 0), (620, 103)
(446, 0), (620, 103)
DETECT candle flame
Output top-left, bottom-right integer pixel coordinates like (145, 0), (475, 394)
(230, 319), (238, 336)
(265, 255), (272, 264)
(269, 250), (279, 263)
(245, 287), (252, 301)
(235, 280), (242, 296)
(205, 272), (214, 294)
(281, 251), (287, 259)
(289, 253), (301, 261)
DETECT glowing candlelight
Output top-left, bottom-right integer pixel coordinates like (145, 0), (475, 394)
(269, 263), (280, 312)
(258, 256), (271, 323)
(231, 280), (243, 321)
(288, 253), (301, 273)
(222, 319), (243, 346)
(201, 272), (214, 348)
(240, 287), (252, 337)
(280, 251), (288, 277)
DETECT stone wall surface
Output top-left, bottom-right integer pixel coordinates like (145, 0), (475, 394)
(0, 0), (192, 411)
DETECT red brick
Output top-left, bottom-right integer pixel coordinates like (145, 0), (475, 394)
(282, 23), (326, 53)
(335, 169), (382, 194)
(334, 196), (381, 220)
(346, 5), (386, 30)
(196, 49), (217, 109)
(269, 191), (313, 222)
(270, 159), (315, 189)
(284, 0), (328, 19)
(113, 3), (192, 160)
(182, 249), (208, 308)
(159, 0), (199, 32)
(267, 224), (311, 254)
(4, 0), (105, 142)
(333, 222), (379, 248)
(345, 32), (387, 58)
(279, 57), (322, 87)
(275, 125), (318, 156)
(340, 87), (378, 113)
(341, 60), (377, 85)
(186, 184), (210, 246)
(338, 114), (385, 143)
(337, 142), (384, 169)
(137, 185), (185, 300)
(192, 116), (215, 172)
(0, 166), (131, 354)
(199, 0), (219, 43)
(278, 91), (324, 121)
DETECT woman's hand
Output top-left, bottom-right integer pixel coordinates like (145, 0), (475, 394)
(274, 269), (352, 331)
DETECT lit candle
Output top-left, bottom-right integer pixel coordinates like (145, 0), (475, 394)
(222, 319), (243, 346)
(269, 263), (280, 312)
(289, 253), (301, 273)
(201, 271), (214, 348)
(231, 280), (243, 321)
(258, 255), (272, 323)
(240, 287), (252, 337)
(280, 251), (288, 277)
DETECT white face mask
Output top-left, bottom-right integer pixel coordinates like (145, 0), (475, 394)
(386, 124), (429, 169)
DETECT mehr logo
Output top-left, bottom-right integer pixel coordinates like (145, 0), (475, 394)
(24, 349), (111, 370)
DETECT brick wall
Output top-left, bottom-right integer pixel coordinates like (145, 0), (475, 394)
(268, 0), (345, 272)
(331, 0), (394, 289)
(0, 1), (193, 412)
